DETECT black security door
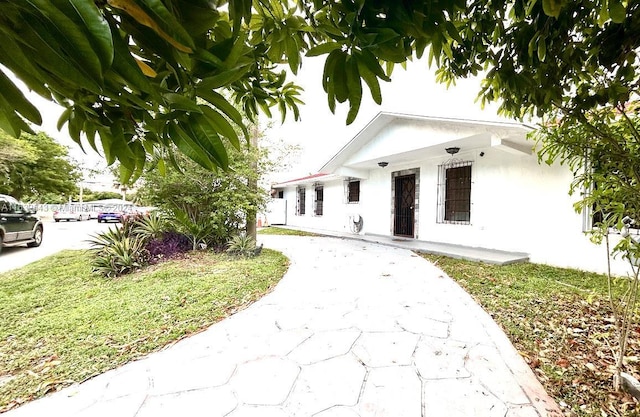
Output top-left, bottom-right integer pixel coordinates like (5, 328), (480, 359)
(394, 174), (415, 237)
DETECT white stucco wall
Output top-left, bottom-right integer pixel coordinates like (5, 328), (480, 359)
(277, 148), (632, 276)
(274, 118), (633, 276)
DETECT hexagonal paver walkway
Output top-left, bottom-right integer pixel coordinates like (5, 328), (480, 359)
(5, 235), (562, 417)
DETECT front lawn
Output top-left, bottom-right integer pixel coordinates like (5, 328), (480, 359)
(258, 226), (319, 236)
(0, 249), (288, 412)
(423, 255), (640, 417)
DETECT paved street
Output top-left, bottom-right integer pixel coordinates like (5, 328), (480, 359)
(0, 218), (116, 273)
(5, 235), (561, 417)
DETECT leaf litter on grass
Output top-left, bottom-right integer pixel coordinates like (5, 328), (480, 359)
(424, 255), (640, 417)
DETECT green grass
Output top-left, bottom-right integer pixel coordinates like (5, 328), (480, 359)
(0, 249), (288, 411)
(258, 226), (319, 236)
(423, 255), (640, 416)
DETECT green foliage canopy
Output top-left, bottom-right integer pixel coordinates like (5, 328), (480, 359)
(136, 134), (270, 246)
(0, 0), (636, 179)
(0, 130), (80, 201)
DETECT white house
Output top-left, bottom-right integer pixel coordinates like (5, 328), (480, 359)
(270, 112), (633, 276)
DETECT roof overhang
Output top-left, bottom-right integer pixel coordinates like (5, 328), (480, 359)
(320, 112), (535, 173)
(272, 173), (342, 188)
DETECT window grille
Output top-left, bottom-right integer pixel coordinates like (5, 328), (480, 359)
(314, 184), (324, 216)
(347, 180), (360, 203)
(297, 187), (306, 215)
(437, 160), (472, 224)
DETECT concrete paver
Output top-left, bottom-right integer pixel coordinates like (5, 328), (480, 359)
(4, 235), (561, 417)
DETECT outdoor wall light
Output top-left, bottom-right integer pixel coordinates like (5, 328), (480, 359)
(377, 161), (389, 168)
(445, 147), (460, 155)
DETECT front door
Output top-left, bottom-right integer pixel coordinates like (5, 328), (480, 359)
(394, 174), (415, 237)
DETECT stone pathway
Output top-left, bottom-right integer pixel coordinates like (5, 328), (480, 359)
(5, 235), (561, 417)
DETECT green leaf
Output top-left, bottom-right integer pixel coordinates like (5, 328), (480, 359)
(140, 0), (195, 49)
(359, 49), (390, 81)
(307, 42), (344, 57)
(323, 49), (342, 113)
(345, 56), (362, 125)
(157, 157), (166, 176)
(163, 93), (202, 113)
(356, 54), (382, 105)
(184, 114), (229, 169)
(197, 89), (248, 139)
(537, 37), (547, 62)
(0, 36), (51, 99)
(25, 0), (106, 82)
(17, 17), (102, 93)
(608, 0), (626, 23)
(444, 21), (463, 44)
(168, 123), (215, 171)
(200, 105), (241, 150)
(68, 109), (85, 150)
(0, 71), (42, 125)
(286, 36), (300, 74)
(542, 0), (565, 18)
(332, 51), (349, 104)
(58, 0), (114, 69)
(109, 25), (154, 96)
(57, 108), (72, 131)
(199, 67), (250, 90)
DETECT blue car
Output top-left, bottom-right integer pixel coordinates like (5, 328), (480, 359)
(97, 208), (124, 223)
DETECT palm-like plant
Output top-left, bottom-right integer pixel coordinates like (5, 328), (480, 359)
(169, 205), (216, 251)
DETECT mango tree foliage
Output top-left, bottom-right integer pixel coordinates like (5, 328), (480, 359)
(0, 0), (636, 180)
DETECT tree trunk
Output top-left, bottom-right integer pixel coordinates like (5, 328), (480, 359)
(246, 124), (259, 241)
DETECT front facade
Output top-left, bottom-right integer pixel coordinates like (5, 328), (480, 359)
(272, 112), (630, 275)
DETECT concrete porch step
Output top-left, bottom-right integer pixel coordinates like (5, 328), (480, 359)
(263, 226), (530, 266)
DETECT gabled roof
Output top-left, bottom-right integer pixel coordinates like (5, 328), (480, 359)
(274, 112), (536, 187)
(320, 112), (535, 173)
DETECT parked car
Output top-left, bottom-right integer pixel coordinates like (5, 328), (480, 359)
(0, 194), (43, 254)
(53, 203), (90, 222)
(97, 207), (125, 223)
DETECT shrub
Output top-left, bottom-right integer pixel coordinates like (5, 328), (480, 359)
(88, 227), (150, 278)
(146, 231), (192, 263)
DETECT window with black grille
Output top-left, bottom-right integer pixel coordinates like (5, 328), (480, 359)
(348, 181), (360, 203)
(297, 187), (306, 215)
(314, 185), (324, 216)
(437, 161), (472, 224)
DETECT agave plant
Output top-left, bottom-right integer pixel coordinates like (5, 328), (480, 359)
(133, 211), (167, 241)
(226, 234), (261, 258)
(88, 227), (150, 278)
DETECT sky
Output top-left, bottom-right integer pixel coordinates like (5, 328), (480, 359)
(263, 56), (509, 181)
(13, 56), (511, 186)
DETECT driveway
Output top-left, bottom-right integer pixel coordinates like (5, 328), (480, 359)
(5, 235), (561, 417)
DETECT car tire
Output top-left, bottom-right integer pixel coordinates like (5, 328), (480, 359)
(55, 219), (60, 222)
(27, 226), (43, 248)
(0, 234), (3, 255)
